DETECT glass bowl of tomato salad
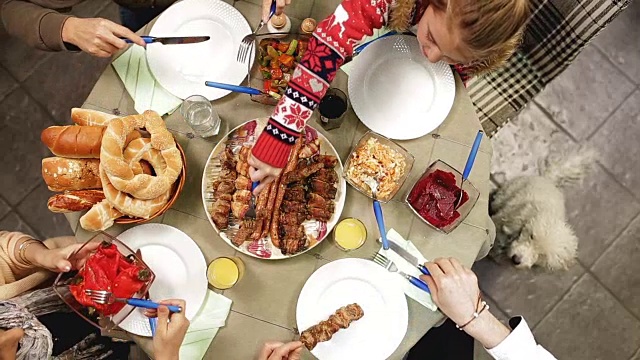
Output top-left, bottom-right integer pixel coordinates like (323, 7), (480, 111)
(405, 160), (480, 234)
(52, 232), (155, 330)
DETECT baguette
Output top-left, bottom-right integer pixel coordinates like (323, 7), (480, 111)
(71, 108), (118, 127)
(47, 190), (105, 213)
(42, 157), (101, 191)
(41, 126), (106, 158)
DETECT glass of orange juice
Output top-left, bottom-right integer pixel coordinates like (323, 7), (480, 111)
(207, 257), (245, 290)
(333, 218), (367, 251)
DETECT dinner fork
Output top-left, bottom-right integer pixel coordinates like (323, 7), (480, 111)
(84, 290), (182, 313)
(237, 0), (277, 63)
(245, 181), (260, 219)
(372, 253), (430, 293)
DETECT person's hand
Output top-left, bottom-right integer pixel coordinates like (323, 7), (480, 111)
(262, 0), (292, 22)
(248, 154), (283, 194)
(257, 341), (303, 360)
(419, 257), (481, 326)
(33, 240), (99, 273)
(62, 17), (146, 57)
(145, 299), (190, 360)
(420, 258), (512, 349)
(0, 328), (24, 360)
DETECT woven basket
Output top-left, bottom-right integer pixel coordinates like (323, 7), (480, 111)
(114, 141), (187, 224)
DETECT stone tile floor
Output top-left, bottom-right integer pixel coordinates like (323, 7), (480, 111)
(0, 0), (639, 359)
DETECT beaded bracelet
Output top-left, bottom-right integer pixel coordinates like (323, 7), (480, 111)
(18, 239), (41, 267)
(455, 299), (489, 330)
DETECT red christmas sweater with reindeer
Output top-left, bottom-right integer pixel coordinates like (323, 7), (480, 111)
(252, 0), (431, 168)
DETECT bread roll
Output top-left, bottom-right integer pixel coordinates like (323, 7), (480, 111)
(42, 157), (101, 191)
(71, 108), (119, 126)
(47, 190), (105, 213)
(41, 126), (106, 158)
(80, 200), (123, 231)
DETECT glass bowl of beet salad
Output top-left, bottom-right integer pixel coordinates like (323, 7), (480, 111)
(53, 232), (155, 330)
(405, 160), (479, 233)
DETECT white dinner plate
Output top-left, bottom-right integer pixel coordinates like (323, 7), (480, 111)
(146, 0), (253, 100)
(296, 258), (408, 360)
(348, 35), (456, 140)
(117, 224), (208, 336)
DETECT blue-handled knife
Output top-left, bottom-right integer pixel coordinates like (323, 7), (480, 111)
(121, 35), (210, 45)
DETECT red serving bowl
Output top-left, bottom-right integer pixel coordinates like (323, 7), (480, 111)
(52, 232), (155, 331)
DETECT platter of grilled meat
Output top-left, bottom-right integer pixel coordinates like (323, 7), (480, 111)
(202, 118), (346, 259)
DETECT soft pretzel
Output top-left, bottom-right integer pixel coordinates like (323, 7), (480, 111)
(101, 111), (182, 200)
(80, 141), (164, 231)
(99, 164), (170, 219)
(123, 138), (167, 175)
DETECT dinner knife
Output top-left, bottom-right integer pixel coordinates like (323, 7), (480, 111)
(122, 36), (210, 45)
(387, 240), (430, 276)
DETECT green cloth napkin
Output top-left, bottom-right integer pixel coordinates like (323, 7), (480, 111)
(179, 290), (232, 360)
(112, 45), (182, 116)
(341, 27), (393, 76)
(377, 229), (438, 311)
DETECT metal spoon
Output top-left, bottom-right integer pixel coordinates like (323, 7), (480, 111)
(364, 176), (389, 250)
(455, 130), (483, 209)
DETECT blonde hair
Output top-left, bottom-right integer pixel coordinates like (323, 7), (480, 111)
(441, 0), (531, 74)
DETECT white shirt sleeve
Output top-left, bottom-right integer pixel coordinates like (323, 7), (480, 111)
(485, 317), (557, 360)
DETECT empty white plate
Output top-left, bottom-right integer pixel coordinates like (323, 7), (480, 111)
(117, 224), (208, 336)
(296, 258), (408, 360)
(348, 35), (455, 140)
(146, 0), (253, 100)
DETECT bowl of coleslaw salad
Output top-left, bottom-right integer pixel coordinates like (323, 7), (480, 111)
(343, 131), (415, 202)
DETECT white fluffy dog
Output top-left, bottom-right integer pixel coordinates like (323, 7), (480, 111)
(489, 151), (595, 271)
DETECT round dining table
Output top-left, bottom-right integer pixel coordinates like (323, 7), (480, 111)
(63, 20), (496, 360)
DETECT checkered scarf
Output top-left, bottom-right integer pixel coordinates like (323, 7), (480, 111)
(469, 0), (632, 136)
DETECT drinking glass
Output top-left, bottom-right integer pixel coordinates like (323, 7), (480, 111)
(318, 88), (349, 130)
(180, 95), (221, 138)
(207, 256), (245, 290)
(333, 218), (367, 252)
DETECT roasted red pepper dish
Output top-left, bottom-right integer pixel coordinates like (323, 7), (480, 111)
(408, 169), (469, 229)
(69, 242), (151, 316)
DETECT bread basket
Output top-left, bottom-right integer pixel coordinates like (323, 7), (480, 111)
(114, 141), (187, 224)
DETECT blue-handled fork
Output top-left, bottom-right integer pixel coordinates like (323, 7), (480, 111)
(85, 289), (182, 313)
(372, 253), (430, 293)
(204, 81), (281, 99)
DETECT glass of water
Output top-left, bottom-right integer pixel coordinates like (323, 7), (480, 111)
(180, 95), (221, 138)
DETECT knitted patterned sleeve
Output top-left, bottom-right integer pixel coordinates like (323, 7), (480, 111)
(251, 0), (393, 168)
